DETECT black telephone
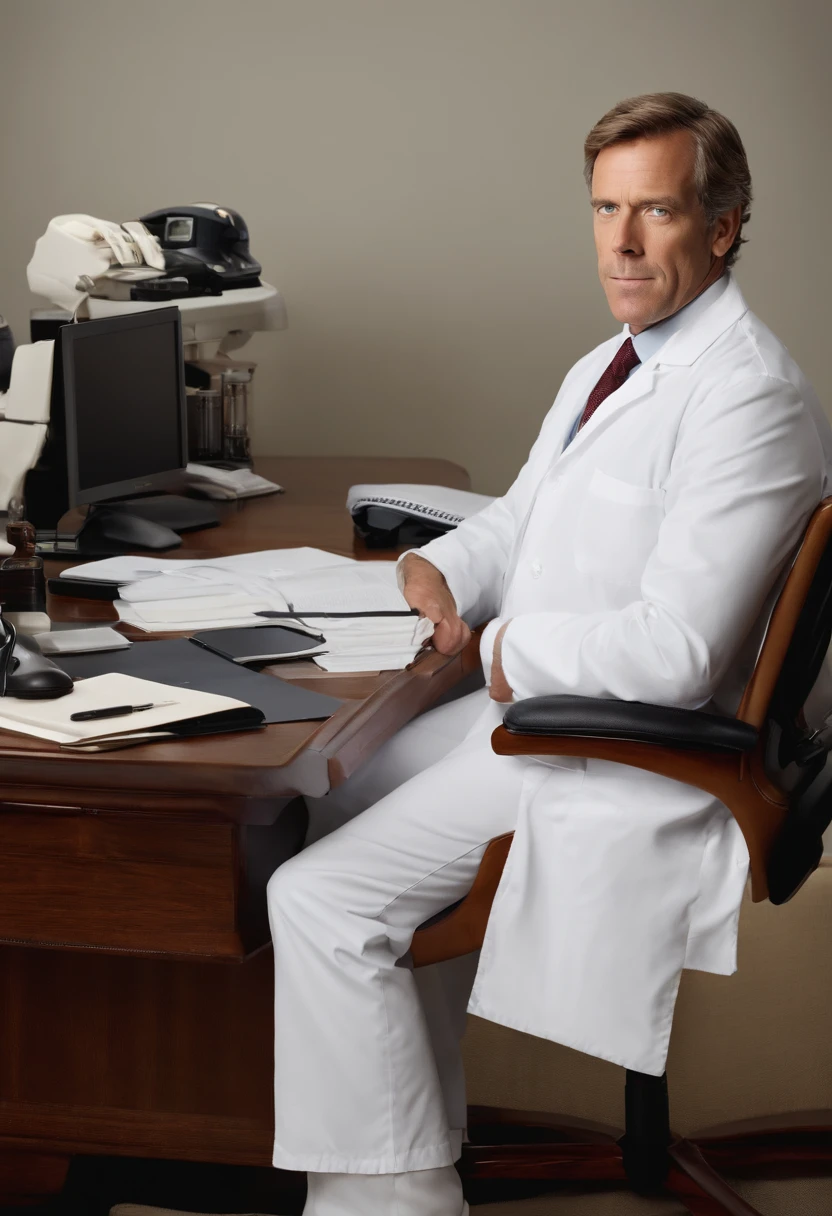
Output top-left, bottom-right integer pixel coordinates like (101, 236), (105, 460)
(350, 505), (455, 551)
(0, 620), (73, 699)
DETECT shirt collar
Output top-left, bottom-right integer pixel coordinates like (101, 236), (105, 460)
(627, 273), (730, 366)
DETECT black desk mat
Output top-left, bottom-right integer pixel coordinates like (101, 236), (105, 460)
(58, 638), (342, 725)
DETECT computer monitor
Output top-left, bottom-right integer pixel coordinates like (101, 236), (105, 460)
(55, 307), (199, 552)
(61, 306), (187, 507)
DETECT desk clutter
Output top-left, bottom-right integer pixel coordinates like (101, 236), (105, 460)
(0, 634), (343, 750)
(58, 639), (343, 726)
(0, 671), (264, 751)
(56, 546), (435, 672)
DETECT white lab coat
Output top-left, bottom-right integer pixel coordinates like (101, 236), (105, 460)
(417, 274), (832, 1074)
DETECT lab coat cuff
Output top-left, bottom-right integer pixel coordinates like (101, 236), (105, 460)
(499, 613), (570, 701)
(479, 616), (502, 687)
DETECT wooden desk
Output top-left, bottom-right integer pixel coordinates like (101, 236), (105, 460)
(0, 456), (479, 1202)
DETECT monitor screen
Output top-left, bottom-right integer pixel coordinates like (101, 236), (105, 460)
(62, 308), (187, 505)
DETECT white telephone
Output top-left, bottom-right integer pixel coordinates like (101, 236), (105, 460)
(347, 483), (494, 549)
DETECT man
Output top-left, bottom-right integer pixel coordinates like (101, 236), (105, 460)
(268, 93), (832, 1216)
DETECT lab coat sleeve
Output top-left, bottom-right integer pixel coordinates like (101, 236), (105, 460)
(500, 375), (826, 707)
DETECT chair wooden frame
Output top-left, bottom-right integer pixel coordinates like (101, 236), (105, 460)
(411, 500), (832, 1215)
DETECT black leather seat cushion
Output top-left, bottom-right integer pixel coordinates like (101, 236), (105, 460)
(503, 695), (758, 754)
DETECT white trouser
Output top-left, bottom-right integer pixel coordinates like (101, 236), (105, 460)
(304, 1167), (469, 1215)
(267, 689), (526, 1191)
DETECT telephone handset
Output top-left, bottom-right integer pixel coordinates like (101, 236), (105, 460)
(347, 484), (495, 550)
(0, 619), (74, 699)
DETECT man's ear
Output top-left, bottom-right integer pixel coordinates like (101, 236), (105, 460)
(711, 205), (743, 258)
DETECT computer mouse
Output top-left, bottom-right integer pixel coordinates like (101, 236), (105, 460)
(79, 508), (182, 553)
(5, 633), (74, 699)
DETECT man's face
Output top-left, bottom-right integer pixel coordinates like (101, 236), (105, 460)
(591, 129), (732, 333)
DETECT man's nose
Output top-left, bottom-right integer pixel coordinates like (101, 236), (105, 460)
(612, 212), (643, 257)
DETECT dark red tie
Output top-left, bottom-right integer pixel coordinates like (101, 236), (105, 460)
(577, 337), (640, 431)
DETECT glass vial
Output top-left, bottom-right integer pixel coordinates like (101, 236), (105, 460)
(221, 370), (252, 464)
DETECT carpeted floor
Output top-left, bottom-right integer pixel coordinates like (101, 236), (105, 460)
(4, 1173), (832, 1216)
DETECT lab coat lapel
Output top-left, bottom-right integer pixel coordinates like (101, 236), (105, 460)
(556, 274), (749, 461)
(558, 364), (657, 459)
(657, 273), (749, 367)
(498, 348), (620, 604)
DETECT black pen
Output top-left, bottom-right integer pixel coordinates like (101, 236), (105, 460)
(70, 701), (176, 722)
(254, 610), (419, 619)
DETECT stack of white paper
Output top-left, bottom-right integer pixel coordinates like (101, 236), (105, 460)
(115, 592), (277, 632)
(308, 615), (434, 672)
(184, 463), (283, 500)
(73, 549), (434, 672)
(106, 549), (354, 632)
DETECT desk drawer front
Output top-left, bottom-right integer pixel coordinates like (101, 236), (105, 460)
(0, 807), (240, 958)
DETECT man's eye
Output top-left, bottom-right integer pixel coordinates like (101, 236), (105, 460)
(598, 205), (616, 215)
(649, 207), (669, 217)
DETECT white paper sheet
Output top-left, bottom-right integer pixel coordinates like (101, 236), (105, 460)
(62, 547), (356, 586)
(276, 562), (409, 614)
(184, 464), (283, 499)
(61, 555), (203, 583)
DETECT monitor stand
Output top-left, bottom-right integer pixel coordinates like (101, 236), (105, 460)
(76, 505), (183, 554)
(118, 494), (221, 534)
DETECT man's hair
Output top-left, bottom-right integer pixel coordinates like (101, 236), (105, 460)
(584, 92), (752, 268)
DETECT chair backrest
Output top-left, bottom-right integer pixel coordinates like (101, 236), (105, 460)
(737, 499), (832, 744)
(735, 498), (832, 903)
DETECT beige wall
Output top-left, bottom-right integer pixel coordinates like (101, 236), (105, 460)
(1, 0), (829, 494)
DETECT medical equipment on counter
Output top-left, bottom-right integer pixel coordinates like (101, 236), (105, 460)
(25, 204), (287, 470)
(1, 206), (286, 523)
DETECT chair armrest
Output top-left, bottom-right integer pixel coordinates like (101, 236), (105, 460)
(503, 695), (758, 755)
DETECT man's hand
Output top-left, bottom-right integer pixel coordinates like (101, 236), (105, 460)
(400, 553), (471, 656)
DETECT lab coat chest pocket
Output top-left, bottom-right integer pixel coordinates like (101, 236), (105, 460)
(574, 467), (664, 586)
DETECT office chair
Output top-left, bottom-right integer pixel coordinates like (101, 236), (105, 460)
(411, 499), (832, 1216)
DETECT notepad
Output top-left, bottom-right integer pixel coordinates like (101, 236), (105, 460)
(0, 673), (263, 748)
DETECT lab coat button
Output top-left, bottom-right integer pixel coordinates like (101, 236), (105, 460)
(530, 560), (543, 579)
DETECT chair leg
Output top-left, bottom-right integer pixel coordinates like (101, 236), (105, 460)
(666, 1140), (765, 1216)
(619, 1071), (672, 1191)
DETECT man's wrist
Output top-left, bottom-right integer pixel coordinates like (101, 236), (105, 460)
(397, 550), (447, 592)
